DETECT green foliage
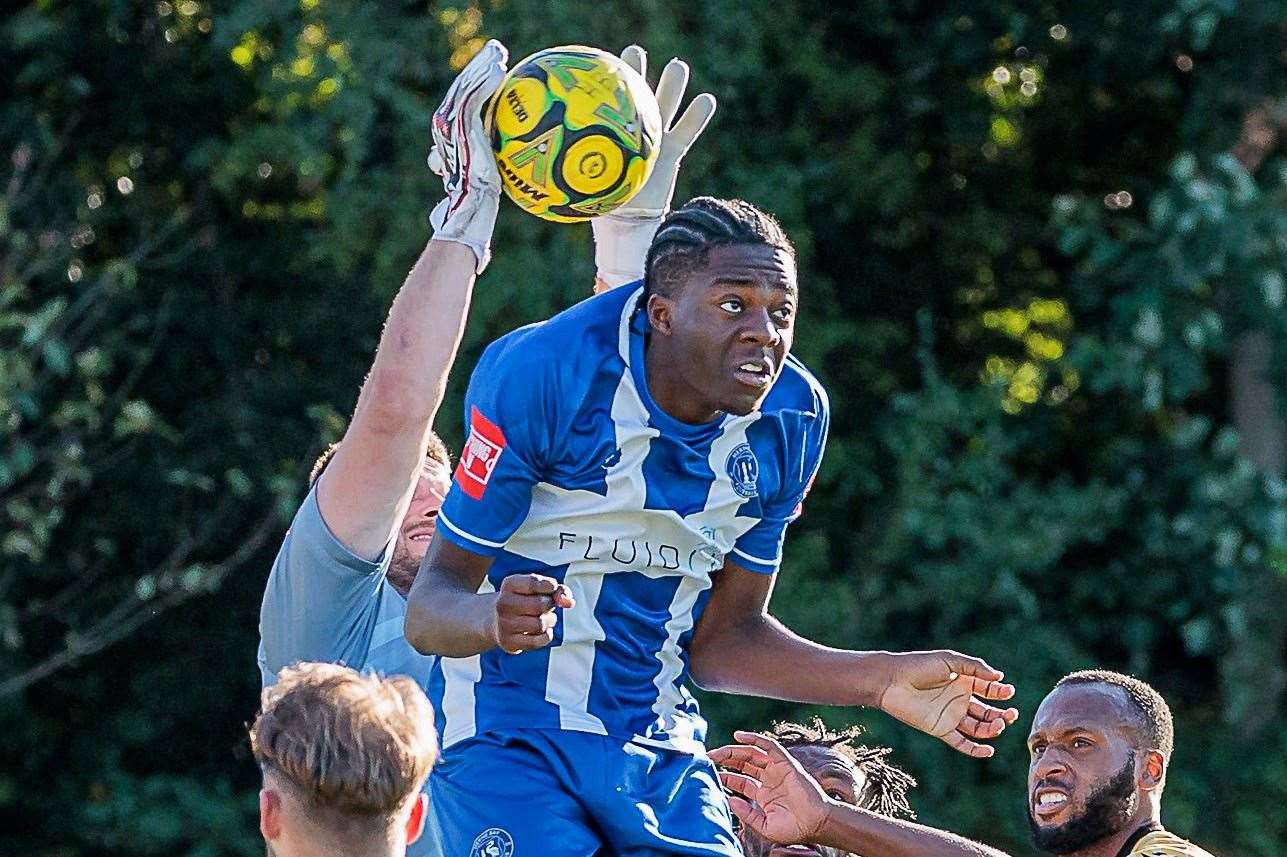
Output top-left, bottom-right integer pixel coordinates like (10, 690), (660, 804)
(1, 0), (1284, 855)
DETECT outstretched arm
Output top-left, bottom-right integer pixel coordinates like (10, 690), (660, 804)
(317, 241), (476, 559)
(712, 732), (1013, 857)
(316, 42), (508, 559)
(689, 560), (1018, 757)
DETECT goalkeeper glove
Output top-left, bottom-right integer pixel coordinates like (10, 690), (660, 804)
(592, 46), (717, 289)
(427, 39), (508, 274)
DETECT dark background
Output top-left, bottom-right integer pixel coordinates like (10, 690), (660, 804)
(2, 1), (1285, 854)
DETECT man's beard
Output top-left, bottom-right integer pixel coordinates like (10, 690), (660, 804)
(1028, 752), (1138, 855)
(386, 544), (421, 596)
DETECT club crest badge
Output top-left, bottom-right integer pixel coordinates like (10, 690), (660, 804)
(470, 827), (515, 857)
(726, 443), (759, 498)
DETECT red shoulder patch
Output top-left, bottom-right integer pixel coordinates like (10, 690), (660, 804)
(456, 405), (506, 500)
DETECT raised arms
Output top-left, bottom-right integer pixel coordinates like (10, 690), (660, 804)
(316, 42), (509, 559)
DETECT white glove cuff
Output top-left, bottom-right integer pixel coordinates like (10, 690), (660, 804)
(429, 189), (500, 275)
(593, 214), (663, 288)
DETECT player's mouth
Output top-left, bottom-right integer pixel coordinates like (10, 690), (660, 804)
(1031, 786), (1072, 820)
(406, 526), (436, 543)
(732, 356), (775, 389)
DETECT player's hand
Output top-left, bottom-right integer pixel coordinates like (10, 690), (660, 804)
(488, 573), (575, 654)
(591, 45), (717, 289)
(876, 650), (1018, 758)
(428, 39), (508, 274)
(711, 731), (832, 846)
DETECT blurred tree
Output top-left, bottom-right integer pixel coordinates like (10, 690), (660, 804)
(0, 0), (1282, 855)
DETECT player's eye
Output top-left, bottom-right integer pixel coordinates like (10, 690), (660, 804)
(718, 298), (743, 313)
(1030, 742), (1046, 756)
(773, 305), (794, 322)
(826, 789), (847, 801)
(1072, 737), (1092, 749)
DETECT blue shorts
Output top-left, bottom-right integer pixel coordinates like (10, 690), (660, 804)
(430, 729), (740, 857)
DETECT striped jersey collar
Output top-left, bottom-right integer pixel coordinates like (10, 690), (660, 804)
(1114, 821), (1164, 857)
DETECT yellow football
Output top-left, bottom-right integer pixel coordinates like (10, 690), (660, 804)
(489, 46), (662, 222)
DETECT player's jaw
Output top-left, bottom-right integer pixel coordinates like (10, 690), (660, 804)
(388, 460), (451, 596)
(1027, 754), (1138, 854)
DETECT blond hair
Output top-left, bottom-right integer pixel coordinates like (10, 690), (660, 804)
(309, 432), (452, 486)
(250, 662), (438, 825)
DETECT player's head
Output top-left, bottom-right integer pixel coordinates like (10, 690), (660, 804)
(644, 197), (798, 418)
(310, 433), (452, 595)
(737, 718), (916, 857)
(1027, 670), (1174, 855)
(250, 662), (438, 857)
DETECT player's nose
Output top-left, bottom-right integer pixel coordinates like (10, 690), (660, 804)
(738, 307), (780, 347)
(1033, 751), (1070, 781)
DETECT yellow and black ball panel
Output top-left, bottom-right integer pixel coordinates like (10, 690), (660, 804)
(491, 75), (550, 141)
(560, 134), (625, 197)
(492, 95), (569, 218)
(487, 44), (662, 222)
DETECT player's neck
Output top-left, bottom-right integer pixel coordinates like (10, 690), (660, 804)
(643, 339), (723, 425)
(1058, 813), (1162, 857)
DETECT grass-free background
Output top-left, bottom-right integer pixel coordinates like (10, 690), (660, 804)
(2, 1), (1285, 854)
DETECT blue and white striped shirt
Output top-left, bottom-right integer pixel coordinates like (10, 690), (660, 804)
(433, 283), (828, 754)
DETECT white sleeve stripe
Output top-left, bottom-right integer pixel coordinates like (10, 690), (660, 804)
(730, 545), (780, 567)
(437, 512), (507, 549)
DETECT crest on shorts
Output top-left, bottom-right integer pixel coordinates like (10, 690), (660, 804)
(470, 827), (515, 857)
(456, 405), (506, 500)
(726, 443), (759, 498)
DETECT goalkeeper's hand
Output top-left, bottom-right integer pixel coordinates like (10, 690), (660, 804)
(428, 39), (508, 274)
(591, 46), (717, 290)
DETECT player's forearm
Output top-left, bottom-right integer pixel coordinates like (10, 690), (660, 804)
(403, 570), (498, 658)
(689, 614), (890, 707)
(816, 802), (1013, 857)
(355, 239), (476, 429)
(316, 239), (477, 559)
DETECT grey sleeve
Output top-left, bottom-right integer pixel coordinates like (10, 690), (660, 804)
(257, 484), (392, 681)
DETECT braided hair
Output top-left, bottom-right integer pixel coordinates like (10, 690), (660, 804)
(770, 717), (918, 820)
(644, 197), (795, 300)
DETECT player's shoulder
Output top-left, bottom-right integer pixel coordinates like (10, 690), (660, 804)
(478, 282), (637, 377)
(760, 352), (829, 421)
(1130, 829), (1217, 857)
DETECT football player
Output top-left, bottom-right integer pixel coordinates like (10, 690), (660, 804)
(737, 718), (917, 857)
(714, 670), (1217, 857)
(257, 39), (716, 857)
(405, 50), (1020, 857)
(250, 662), (438, 857)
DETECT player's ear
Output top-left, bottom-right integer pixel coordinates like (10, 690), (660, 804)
(647, 292), (675, 336)
(1140, 749), (1165, 790)
(260, 787), (283, 841)
(405, 792), (428, 844)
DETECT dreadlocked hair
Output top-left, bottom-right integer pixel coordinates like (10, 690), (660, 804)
(770, 717), (918, 821)
(644, 196), (795, 300)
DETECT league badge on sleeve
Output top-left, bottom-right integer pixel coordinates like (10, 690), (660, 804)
(456, 405), (507, 500)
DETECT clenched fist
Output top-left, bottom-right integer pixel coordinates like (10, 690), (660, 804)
(488, 573), (575, 654)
